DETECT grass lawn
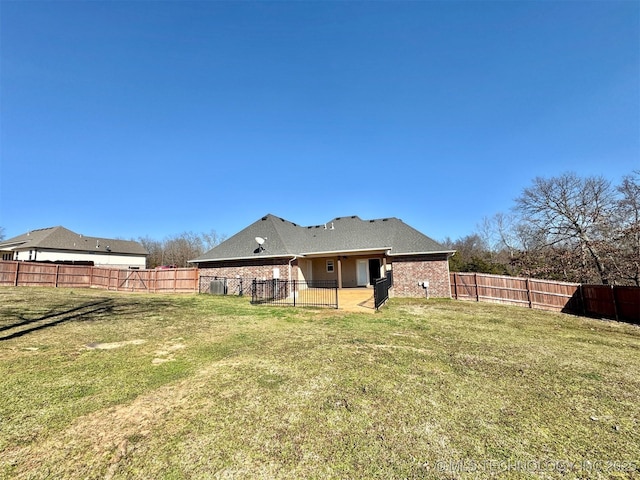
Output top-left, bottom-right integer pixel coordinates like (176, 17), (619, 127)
(0, 287), (638, 479)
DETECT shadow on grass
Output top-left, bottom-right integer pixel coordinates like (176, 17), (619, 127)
(0, 297), (172, 341)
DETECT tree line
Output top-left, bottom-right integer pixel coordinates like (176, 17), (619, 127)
(443, 171), (639, 286)
(1, 171), (637, 285)
(139, 230), (227, 269)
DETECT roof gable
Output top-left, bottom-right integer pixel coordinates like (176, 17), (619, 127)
(191, 214), (451, 263)
(0, 226), (148, 255)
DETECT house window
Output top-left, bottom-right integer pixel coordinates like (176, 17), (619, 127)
(326, 260), (334, 273)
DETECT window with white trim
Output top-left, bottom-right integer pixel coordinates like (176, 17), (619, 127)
(326, 260), (334, 273)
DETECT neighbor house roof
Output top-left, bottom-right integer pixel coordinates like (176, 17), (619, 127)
(190, 214), (453, 263)
(0, 226), (148, 256)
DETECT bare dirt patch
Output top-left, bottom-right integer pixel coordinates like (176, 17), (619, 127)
(152, 340), (185, 365)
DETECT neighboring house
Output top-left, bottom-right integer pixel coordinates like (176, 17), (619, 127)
(190, 214), (455, 297)
(0, 226), (148, 269)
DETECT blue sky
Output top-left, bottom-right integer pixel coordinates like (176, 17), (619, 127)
(1, 1), (638, 243)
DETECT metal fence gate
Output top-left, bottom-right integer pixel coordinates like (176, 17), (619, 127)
(373, 274), (391, 310)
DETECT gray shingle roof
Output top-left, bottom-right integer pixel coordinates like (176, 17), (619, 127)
(191, 214), (452, 263)
(0, 226), (148, 255)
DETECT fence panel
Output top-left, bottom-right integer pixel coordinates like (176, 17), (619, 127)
(478, 274), (529, 306)
(251, 279), (338, 308)
(90, 267), (111, 289)
(582, 285), (617, 319)
(0, 261), (18, 286)
(0, 261), (199, 293)
(56, 265), (93, 288)
(451, 272), (580, 312)
(614, 286), (640, 324)
(581, 285), (640, 323)
(17, 262), (57, 287)
(528, 279), (580, 312)
(450, 272), (640, 323)
(115, 270), (149, 292)
(451, 273), (478, 301)
(374, 276), (390, 310)
(152, 268), (199, 293)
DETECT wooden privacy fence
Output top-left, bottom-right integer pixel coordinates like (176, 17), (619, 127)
(0, 261), (198, 293)
(450, 272), (640, 324)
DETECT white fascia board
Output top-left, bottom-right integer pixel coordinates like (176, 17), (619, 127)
(387, 250), (456, 256)
(298, 247), (392, 258)
(189, 253), (297, 263)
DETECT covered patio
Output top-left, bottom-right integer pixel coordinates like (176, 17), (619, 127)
(296, 249), (390, 289)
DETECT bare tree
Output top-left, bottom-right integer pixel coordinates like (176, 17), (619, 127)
(515, 173), (616, 284)
(139, 229), (227, 269)
(201, 229), (227, 251)
(0, 227), (5, 241)
(162, 232), (204, 268)
(139, 236), (164, 269)
(610, 171), (640, 285)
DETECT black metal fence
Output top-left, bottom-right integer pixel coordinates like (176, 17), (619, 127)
(251, 279), (338, 308)
(374, 274), (392, 310)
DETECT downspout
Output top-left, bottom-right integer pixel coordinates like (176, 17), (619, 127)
(288, 256), (298, 302)
(288, 256), (297, 282)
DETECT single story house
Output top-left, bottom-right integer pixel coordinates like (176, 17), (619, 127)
(190, 214), (455, 297)
(0, 226), (148, 269)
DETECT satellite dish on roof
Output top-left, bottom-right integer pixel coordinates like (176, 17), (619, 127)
(254, 236), (266, 253)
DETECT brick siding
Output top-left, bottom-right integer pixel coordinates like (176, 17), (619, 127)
(198, 255), (451, 299)
(390, 254), (451, 298)
(198, 258), (296, 293)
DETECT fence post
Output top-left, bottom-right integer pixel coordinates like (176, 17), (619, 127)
(14, 261), (20, 286)
(525, 278), (532, 309)
(452, 273), (458, 299)
(579, 284), (586, 316)
(475, 273), (479, 301)
(55, 264), (60, 288)
(194, 268), (199, 293)
(611, 285), (619, 321)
